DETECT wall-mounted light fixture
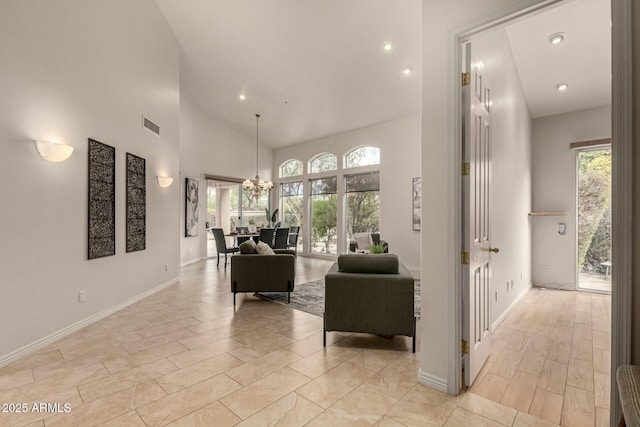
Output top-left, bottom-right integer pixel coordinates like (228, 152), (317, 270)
(157, 176), (174, 188)
(35, 140), (74, 162)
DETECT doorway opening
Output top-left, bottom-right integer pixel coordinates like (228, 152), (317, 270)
(453, 0), (614, 423)
(205, 178), (270, 258)
(577, 146), (612, 293)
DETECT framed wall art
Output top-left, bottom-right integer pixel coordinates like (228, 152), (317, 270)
(126, 153), (146, 252)
(88, 138), (116, 259)
(185, 177), (199, 237)
(413, 177), (421, 231)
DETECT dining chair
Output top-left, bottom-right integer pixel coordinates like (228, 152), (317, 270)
(212, 228), (239, 269)
(274, 227), (290, 249)
(287, 226), (300, 255)
(259, 228), (275, 247)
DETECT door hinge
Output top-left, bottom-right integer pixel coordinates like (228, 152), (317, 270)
(462, 162), (470, 176)
(462, 72), (471, 87)
(462, 251), (469, 265)
(462, 340), (470, 354)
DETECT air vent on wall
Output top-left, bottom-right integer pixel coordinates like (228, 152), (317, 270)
(143, 116), (160, 136)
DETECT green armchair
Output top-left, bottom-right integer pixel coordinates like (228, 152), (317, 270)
(323, 253), (416, 352)
(230, 240), (296, 306)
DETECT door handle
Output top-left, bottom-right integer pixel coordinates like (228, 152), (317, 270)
(488, 247), (500, 253)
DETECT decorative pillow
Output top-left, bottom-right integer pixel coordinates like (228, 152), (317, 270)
(239, 239), (257, 254)
(255, 241), (275, 255)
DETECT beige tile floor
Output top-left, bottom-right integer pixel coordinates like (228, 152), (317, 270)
(1, 257), (560, 426)
(470, 287), (611, 427)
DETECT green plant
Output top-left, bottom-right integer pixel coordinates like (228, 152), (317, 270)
(370, 243), (384, 254)
(265, 208), (279, 227)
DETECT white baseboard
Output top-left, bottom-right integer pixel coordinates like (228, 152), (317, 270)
(0, 277), (178, 368)
(418, 369), (448, 393)
(180, 257), (203, 267)
(491, 282), (532, 331)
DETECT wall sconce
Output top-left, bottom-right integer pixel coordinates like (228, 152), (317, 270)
(35, 140), (74, 162)
(157, 176), (174, 188)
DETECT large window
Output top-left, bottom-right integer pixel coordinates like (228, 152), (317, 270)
(345, 146), (380, 168)
(281, 181), (304, 251)
(346, 172), (380, 243)
(280, 159), (303, 178)
(310, 153), (337, 173)
(281, 181), (303, 226)
(310, 176), (337, 254)
(241, 190), (269, 227)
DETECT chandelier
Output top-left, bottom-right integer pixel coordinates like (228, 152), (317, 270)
(243, 113), (273, 200)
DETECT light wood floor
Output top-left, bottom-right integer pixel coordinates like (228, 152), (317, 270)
(470, 287), (611, 427)
(0, 256), (568, 426)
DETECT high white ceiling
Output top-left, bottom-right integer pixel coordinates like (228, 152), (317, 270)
(505, 0), (611, 118)
(156, 0), (611, 148)
(155, 0), (421, 148)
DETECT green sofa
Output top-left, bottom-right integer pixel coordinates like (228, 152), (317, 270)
(230, 240), (296, 306)
(323, 253), (416, 352)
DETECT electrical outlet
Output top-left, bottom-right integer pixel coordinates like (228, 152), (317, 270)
(79, 290), (86, 303)
(165, 263), (169, 271)
(542, 264), (548, 272)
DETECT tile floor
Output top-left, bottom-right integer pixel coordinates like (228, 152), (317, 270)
(0, 257), (572, 426)
(470, 287), (611, 427)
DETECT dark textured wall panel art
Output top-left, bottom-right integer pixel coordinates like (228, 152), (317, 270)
(88, 138), (116, 259)
(126, 153), (146, 253)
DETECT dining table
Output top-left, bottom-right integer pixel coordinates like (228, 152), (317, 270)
(224, 232), (260, 246)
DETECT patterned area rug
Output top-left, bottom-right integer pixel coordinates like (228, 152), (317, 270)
(256, 279), (421, 319)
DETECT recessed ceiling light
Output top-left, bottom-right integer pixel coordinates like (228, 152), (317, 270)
(402, 67), (413, 76)
(383, 42), (392, 52)
(548, 32), (566, 45)
(554, 82), (569, 92)
(238, 94), (246, 101)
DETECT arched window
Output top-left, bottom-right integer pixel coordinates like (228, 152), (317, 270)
(310, 153), (337, 173)
(280, 159), (303, 178)
(345, 146), (380, 168)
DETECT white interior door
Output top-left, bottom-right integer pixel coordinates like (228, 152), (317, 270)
(462, 42), (494, 387)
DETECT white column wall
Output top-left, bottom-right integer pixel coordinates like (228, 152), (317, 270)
(420, 0), (544, 393)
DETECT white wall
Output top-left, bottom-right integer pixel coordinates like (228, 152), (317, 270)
(179, 94), (273, 265)
(472, 28), (533, 325)
(531, 106), (611, 288)
(420, 0), (543, 393)
(273, 115), (421, 269)
(0, 0), (181, 360)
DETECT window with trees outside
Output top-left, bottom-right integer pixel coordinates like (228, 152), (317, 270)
(310, 153), (337, 173)
(310, 176), (337, 254)
(281, 181), (303, 251)
(280, 159), (303, 178)
(346, 172), (380, 246)
(240, 190), (269, 228)
(345, 146), (380, 168)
